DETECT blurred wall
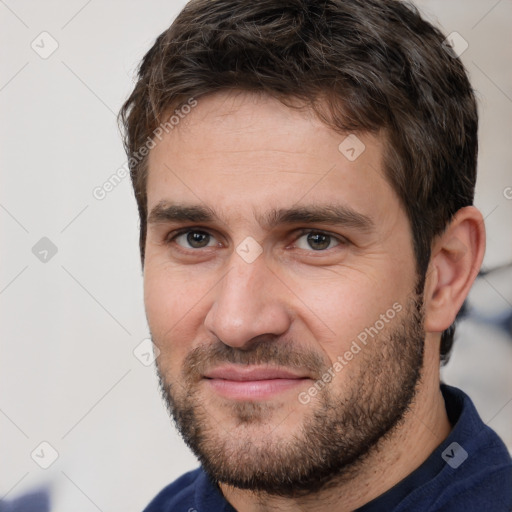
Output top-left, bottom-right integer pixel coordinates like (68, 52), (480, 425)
(1, 1), (511, 510)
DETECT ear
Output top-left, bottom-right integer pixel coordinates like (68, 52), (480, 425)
(423, 206), (486, 334)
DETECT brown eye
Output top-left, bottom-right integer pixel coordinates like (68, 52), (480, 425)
(175, 230), (214, 248)
(307, 232), (331, 250)
(295, 231), (341, 251)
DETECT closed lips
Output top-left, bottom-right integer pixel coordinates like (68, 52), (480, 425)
(203, 366), (310, 381)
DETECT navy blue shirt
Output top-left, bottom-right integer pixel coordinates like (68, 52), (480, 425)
(143, 385), (512, 511)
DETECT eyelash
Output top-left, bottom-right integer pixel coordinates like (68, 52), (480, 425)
(165, 228), (349, 252)
(294, 229), (348, 248)
(165, 227), (215, 242)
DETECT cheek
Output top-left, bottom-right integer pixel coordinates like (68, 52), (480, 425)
(290, 268), (411, 359)
(143, 263), (213, 366)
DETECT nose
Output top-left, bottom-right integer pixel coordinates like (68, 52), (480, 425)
(204, 253), (292, 349)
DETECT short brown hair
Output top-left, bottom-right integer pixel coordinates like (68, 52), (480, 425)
(119, 0), (478, 362)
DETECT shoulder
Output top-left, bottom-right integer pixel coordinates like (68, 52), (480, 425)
(404, 385), (512, 511)
(142, 467), (202, 512)
(142, 467), (235, 512)
(418, 449), (512, 512)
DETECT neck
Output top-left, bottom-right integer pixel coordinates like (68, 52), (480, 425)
(219, 355), (451, 512)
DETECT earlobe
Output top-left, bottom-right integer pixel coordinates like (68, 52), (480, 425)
(424, 206), (486, 333)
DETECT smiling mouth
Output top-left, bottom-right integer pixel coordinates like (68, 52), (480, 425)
(203, 365), (311, 400)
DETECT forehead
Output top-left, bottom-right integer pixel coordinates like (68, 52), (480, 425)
(146, 91), (399, 226)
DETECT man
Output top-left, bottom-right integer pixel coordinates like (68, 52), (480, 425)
(119, 0), (512, 510)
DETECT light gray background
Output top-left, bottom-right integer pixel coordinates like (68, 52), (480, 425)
(1, 1), (511, 510)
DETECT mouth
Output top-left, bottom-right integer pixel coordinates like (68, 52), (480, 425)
(203, 365), (311, 400)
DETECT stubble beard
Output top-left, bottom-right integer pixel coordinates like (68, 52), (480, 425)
(155, 296), (425, 498)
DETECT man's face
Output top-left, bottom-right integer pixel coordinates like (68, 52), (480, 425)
(144, 91), (425, 495)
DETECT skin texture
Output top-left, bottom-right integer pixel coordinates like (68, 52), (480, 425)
(144, 91), (485, 511)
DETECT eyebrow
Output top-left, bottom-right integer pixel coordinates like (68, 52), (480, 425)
(148, 202), (218, 224)
(147, 202), (374, 232)
(260, 205), (374, 232)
